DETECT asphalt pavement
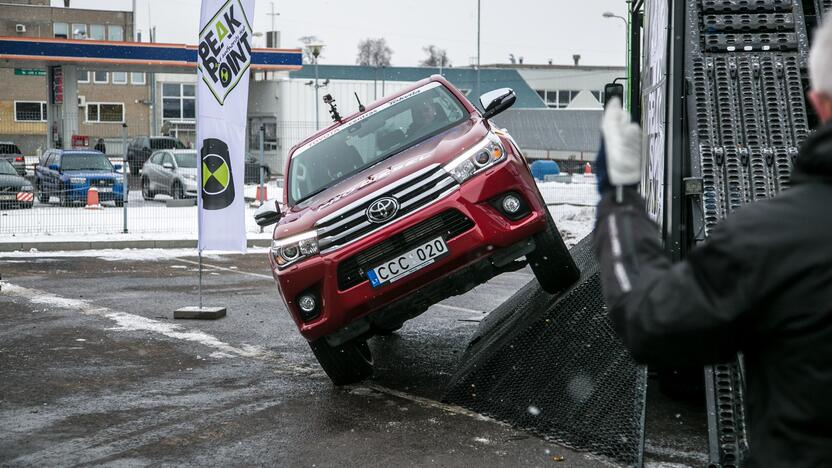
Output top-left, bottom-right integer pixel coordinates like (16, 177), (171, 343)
(0, 252), (708, 467)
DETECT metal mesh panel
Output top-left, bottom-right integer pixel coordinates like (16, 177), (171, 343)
(444, 237), (647, 466)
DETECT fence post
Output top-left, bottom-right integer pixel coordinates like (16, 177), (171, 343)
(122, 123), (128, 234)
(258, 124), (265, 233)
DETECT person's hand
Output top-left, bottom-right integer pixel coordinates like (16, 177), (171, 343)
(601, 97), (642, 187)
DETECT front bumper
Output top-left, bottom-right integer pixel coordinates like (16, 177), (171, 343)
(65, 182), (125, 202)
(270, 152), (547, 342)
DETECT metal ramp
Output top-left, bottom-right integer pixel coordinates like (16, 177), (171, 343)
(444, 238), (648, 467)
(685, 0), (814, 465)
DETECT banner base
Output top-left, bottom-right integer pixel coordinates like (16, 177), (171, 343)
(174, 306), (227, 320)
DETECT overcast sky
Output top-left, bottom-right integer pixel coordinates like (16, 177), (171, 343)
(53, 0), (628, 67)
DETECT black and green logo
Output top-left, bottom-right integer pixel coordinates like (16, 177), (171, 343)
(197, 0), (253, 105)
(201, 138), (235, 210)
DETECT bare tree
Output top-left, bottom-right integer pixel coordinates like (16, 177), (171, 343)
(298, 35), (323, 64)
(420, 45), (451, 68)
(356, 38), (393, 67)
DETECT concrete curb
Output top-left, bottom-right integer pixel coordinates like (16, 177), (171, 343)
(0, 238), (272, 252)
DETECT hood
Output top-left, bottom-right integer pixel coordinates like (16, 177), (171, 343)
(0, 173), (28, 188)
(793, 123), (832, 184)
(275, 118), (488, 239)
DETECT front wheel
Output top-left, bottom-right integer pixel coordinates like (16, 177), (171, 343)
(309, 338), (373, 386)
(527, 208), (580, 295)
(171, 181), (184, 200)
(141, 177), (154, 201)
(37, 184), (49, 203)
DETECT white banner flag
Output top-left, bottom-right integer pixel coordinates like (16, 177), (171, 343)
(196, 0), (255, 252)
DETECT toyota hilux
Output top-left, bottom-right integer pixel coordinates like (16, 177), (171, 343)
(255, 75), (580, 385)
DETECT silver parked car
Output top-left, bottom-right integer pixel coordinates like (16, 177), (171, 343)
(141, 150), (198, 200)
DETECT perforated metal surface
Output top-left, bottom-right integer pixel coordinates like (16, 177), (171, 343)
(444, 238), (647, 466)
(685, 0), (813, 465)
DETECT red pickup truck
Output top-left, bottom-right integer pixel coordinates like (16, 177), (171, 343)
(255, 76), (579, 384)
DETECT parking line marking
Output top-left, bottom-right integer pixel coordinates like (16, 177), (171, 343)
(0, 282), (273, 359)
(175, 258), (273, 279)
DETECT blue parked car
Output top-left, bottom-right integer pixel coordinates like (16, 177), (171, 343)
(35, 149), (125, 206)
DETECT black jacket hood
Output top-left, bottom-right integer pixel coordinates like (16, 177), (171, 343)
(793, 123), (832, 184)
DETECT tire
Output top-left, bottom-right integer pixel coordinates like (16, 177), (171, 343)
(171, 181), (184, 200)
(526, 207), (581, 295)
(58, 185), (71, 207)
(37, 183), (49, 203)
(309, 338), (373, 386)
(141, 177), (153, 201)
(22, 202), (33, 210)
(114, 199), (125, 207)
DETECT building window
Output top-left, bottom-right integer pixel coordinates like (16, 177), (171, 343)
(78, 70), (90, 83)
(14, 101), (47, 122)
(112, 72), (127, 84)
(108, 25), (124, 41)
(162, 83), (196, 120)
(89, 24), (106, 41)
(536, 89), (581, 109)
(86, 103), (124, 123)
(72, 23), (87, 39)
(93, 71), (108, 84)
(130, 72), (146, 85)
(53, 22), (68, 39)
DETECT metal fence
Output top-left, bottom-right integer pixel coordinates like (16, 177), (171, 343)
(0, 112), (598, 239)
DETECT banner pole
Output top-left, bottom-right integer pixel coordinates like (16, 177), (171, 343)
(198, 248), (203, 310)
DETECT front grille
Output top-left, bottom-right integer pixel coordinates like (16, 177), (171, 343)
(316, 164), (459, 252)
(337, 209), (474, 291)
(91, 178), (114, 187)
(0, 186), (14, 193)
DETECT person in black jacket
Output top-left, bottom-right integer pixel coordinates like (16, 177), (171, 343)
(593, 19), (832, 467)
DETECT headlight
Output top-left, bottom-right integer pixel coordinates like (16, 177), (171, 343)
(444, 134), (506, 183)
(69, 177), (87, 184)
(21, 185), (33, 192)
(271, 231), (319, 268)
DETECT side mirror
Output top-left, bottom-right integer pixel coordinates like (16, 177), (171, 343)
(603, 83), (625, 109)
(254, 200), (282, 227)
(49, 164), (59, 171)
(163, 162), (174, 170)
(480, 88), (516, 120)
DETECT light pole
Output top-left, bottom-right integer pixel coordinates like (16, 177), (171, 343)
(308, 43), (324, 129)
(476, 0), (481, 103)
(603, 11), (629, 108)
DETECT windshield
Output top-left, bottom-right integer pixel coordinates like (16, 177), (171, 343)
(0, 144), (21, 155)
(61, 153), (114, 171)
(151, 138), (185, 150)
(174, 152), (197, 168)
(0, 159), (17, 175)
(288, 82), (467, 205)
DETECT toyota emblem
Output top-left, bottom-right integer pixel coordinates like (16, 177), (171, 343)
(366, 197), (400, 224)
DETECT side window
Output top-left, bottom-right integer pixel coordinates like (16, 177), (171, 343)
(162, 153), (174, 166)
(149, 153), (160, 164)
(39, 152), (51, 166)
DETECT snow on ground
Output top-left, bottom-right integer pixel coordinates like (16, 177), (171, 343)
(550, 204), (596, 247)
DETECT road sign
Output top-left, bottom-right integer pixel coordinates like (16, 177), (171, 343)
(14, 68), (45, 76)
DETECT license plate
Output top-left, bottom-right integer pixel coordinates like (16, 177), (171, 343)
(97, 187), (113, 193)
(0, 194), (15, 201)
(366, 237), (449, 288)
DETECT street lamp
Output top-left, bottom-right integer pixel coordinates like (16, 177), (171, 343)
(602, 11), (629, 107)
(308, 43), (324, 129)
